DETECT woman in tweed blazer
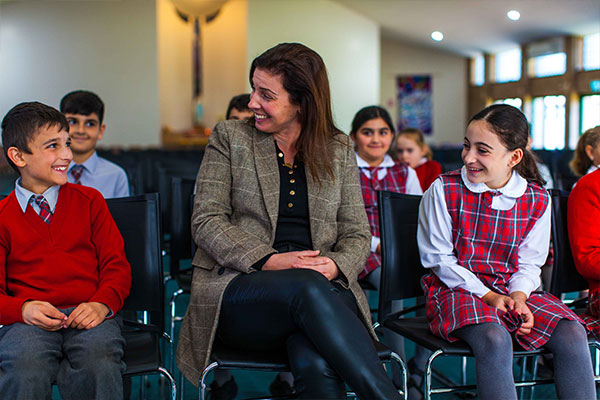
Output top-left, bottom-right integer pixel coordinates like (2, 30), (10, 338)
(177, 43), (401, 400)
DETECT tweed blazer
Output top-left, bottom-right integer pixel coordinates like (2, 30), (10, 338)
(176, 120), (373, 386)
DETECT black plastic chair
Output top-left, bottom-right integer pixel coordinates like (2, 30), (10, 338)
(548, 189), (589, 298)
(376, 191), (557, 400)
(107, 193), (177, 400)
(166, 177), (196, 374)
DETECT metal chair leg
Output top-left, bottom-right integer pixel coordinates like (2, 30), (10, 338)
(170, 288), (184, 375)
(460, 356), (467, 385)
(389, 351), (408, 400)
(158, 366), (178, 400)
(199, 362), (220, 400)
(424, 349), (443, 400)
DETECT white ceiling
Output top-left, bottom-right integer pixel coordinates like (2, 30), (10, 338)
(333, 0), (600, 57)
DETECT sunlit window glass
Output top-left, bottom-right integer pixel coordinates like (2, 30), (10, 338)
(581, 95), (600, 132)
(531, 95), (566, 150)
(472, 55), (485, 86)
(493, 98), (523, 109)
(532, 53), (567, 77)
(495, 48), (521, 82)
(583, 32), (600, 71)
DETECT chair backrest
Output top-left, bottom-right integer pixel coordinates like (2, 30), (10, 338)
(169, 176), (197, 276)
(548, 189), (588, 296)
(106, 193), (164, 330)
(377, 191), (424, 321)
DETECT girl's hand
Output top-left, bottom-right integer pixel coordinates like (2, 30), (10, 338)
(294, 256), (340, 281)
(263, 250), (321, 271)
(510, 291), (534, 335)
(481, 291), (515, 312)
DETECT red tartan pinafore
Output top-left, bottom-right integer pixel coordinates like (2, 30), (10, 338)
(358, 162), (408, 279)
(422, 170), (584, 350)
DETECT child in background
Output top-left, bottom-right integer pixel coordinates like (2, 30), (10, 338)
(570, 125), (600, 177)
(60, 90), (129, 198)
(225, 93), (253, 121)
(350, 105), (422, 394)
(418, 104), (595, 400)
(394, 128), (442, 191)
(0, 102), (131, 399)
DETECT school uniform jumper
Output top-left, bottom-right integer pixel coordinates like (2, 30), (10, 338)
(419, 168), (583, 350)
(414, 158), (442, 191)
(0, 183), (131, 400)
(568, 169), (600, 339)
(356, 154), (422, 279)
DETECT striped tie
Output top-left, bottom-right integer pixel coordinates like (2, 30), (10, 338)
(32, 195), (53, 224)
(368, 166), (381, 190)
(71, 164), (84, 185)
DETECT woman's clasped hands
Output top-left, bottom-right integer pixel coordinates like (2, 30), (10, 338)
(262, 250), (340, 280)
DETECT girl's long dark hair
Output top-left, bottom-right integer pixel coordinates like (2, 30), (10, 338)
(470, 104), (545, 186)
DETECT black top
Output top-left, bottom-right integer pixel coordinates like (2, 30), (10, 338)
(252, 141), (312, 270)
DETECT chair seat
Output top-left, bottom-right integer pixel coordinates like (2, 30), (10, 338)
(211, 340), (290, 371)
(383, 316), (548, 358)
(174, 268), (193, 291)
(211, 338), (394, 372)
(122, 329), (162, 376)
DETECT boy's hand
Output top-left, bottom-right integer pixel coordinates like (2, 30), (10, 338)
(510, 291), (535, 336)
(22, 300), (67, 331)
(65, 302), (110, 330)
(481, 291), (515, 312)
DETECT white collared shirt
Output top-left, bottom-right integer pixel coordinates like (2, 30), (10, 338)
(417, 166), (551, 298)
(14, 178), (60, 215)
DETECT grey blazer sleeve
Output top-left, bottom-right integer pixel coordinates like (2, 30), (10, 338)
(191, 122), (275, 273)
(322, 136), (371, 285)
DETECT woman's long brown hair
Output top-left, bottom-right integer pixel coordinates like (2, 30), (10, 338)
(250, 43), (342, 183)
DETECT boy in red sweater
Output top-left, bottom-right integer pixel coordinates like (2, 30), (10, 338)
(0, 102), (131, 400)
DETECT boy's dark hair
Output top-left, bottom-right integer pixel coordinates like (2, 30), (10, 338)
(226, 94), (251, 119)
(1, 102), (69, 173)
(60, 90), (105, 123)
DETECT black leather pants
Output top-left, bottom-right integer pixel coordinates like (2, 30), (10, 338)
(217, 269), (401, 400)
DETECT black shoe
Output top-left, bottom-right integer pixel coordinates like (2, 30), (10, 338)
(269, 374), (295, 397)
(209, 376), (238, 400)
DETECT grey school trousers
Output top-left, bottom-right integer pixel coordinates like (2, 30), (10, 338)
(0, 308), (125, 400)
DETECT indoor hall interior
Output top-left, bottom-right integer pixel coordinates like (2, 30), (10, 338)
(0, 0), (599, 399)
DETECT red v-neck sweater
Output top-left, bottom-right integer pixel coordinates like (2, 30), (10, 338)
(0, 183), (131, 325)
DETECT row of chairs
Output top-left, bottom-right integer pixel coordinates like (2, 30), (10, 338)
(376, 189), (599, 399)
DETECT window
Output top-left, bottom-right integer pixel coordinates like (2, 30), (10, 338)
(531, 53), (567, 77)
(583, 32), (600, 71)
(531, 95), (566, 150)
(581, 95), (600, 132)
(495, 48), (521, 82)
(493, 98), (523, 109)
(471, 55), (485, 86)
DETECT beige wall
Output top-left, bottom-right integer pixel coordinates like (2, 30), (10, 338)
(381, 38), (467, 145)
(0, 0), (160, 146)
(247, 0), (380, 133)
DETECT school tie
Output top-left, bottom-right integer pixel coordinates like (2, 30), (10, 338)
(70, 164), (84, 185)
(32, 195), (53, 224)
(367, 167), (381, 190)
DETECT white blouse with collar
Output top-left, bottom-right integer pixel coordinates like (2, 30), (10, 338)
(417, 167), (551, 298)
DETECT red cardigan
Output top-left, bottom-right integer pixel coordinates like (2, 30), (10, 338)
(568, 169), (600, 292)
(0, 183), (131, 325)
(414, 160), (442, 191)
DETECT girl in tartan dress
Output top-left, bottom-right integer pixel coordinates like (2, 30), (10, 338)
(350, 106), (423, 282)
(350, 105), (423, 393)
(418, 104), (596, 400)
